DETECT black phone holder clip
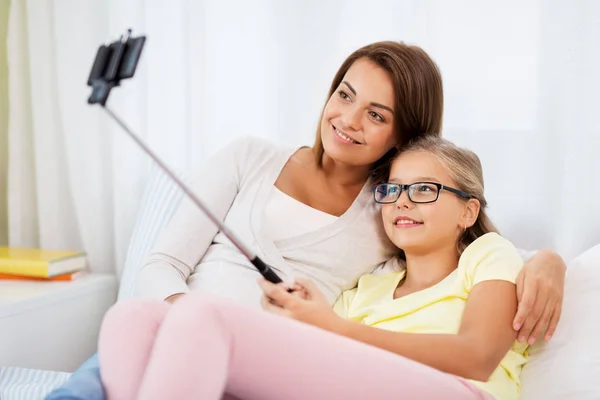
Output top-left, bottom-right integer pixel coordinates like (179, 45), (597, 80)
(87, 29), (146, 106)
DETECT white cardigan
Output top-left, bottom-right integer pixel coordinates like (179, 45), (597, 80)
(136, 136), (399, 306)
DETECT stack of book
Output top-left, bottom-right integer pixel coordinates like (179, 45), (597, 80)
(0, 247), (88, 281)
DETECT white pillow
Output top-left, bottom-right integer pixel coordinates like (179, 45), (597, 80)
(520, 244), (600, 399)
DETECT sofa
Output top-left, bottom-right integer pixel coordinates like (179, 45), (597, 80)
(1, 166), (599, 399)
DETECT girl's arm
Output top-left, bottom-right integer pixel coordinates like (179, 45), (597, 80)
(333, 280), (517, 381)
(261, 278), (517, 382)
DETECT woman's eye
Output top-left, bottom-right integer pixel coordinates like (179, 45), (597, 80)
(418, 185), (432, 192)
(369, 111), (384, 122)
(338, 90), (351, 101)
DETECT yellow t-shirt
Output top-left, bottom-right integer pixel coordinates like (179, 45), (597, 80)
(333, 232), (528, 400)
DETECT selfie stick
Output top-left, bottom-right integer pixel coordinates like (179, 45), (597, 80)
(86, 29), (284, 285)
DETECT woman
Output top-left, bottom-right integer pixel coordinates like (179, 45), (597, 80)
(99, 136), (527, 399)
(134, 48), (431, 307)
(46, 40), (564, 400)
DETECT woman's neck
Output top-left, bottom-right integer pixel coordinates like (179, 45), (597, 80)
(402, 244), (460, 290)
(317, 150), (372, 187)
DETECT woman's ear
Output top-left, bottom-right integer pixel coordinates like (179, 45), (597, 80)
(461, 199), (480, 229)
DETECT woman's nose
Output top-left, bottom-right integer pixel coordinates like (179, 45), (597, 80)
(342, 106), (361, 131)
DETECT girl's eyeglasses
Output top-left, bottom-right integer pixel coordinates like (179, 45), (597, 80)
(373, 182), (473, 204)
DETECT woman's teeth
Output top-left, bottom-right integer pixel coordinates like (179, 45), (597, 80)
(335, 128), (360, 144)
(396, 220), (422, 225)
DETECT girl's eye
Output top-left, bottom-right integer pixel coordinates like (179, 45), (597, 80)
(369, 111), (384, 123)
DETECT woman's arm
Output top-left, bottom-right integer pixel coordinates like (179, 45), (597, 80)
(136, 137), (267, 301)
(333, 281), (517, 381)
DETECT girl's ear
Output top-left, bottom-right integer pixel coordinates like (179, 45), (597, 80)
(461, 199), (480, 229)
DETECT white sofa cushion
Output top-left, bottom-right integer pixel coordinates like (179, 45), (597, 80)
(520, 244), (600, 399)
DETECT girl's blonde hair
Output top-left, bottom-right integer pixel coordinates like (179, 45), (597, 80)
(396, 136), (498, 254)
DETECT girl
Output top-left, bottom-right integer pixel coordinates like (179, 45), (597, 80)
(98, 136), (527, 400)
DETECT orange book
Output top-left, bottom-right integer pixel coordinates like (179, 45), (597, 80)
(0, 271), (83, 281)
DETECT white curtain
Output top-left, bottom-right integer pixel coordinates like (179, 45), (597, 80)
(5, 0), (600, 277)
(0, 1), (9, 246)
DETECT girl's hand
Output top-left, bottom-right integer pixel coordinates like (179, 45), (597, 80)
(259, 278), (343, 333)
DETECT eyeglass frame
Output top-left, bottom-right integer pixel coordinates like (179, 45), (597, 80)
(372, 182), (474, 204)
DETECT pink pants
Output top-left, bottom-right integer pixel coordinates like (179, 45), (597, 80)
(98, 293), (493, 400)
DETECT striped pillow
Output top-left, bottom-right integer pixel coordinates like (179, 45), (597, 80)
(0, 367), (70, 400)
(117, 165), (185, 300)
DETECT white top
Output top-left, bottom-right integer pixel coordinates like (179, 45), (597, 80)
(135, 136), (399, 306)
(263, 187), (339, 241)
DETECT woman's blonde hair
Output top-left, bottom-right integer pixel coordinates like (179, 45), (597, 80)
(313, 41), (444, 182)
(397, 136), (498, 254)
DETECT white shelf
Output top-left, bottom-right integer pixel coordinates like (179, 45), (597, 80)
(0, 273), (118, 372)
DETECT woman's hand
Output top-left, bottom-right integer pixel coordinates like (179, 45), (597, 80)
(259, 278), (344, 332)
(513, 249), (566, 344)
